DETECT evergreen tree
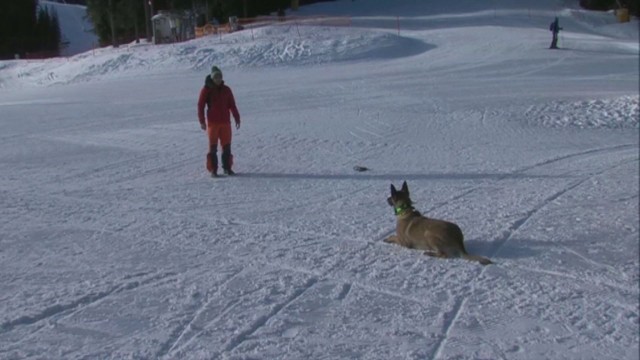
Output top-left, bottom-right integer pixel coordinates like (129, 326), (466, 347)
(35, 6), (51, 51)
(580, 0), (639, 16)
(86, 0), (113, 46)
(0, 0), (62, 59)
(0, 0), (37, 58)
(87, 0), (144, 46)
(34, 5), (61, 55)
(50, 8), (62, 52)
(83, 0), (336, 47)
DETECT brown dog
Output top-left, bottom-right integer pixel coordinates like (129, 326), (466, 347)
(385, 181), (492, 265)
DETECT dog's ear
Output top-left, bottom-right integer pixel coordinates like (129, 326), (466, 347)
(401, 181), (409, 194)
(390, 184), (397, 197)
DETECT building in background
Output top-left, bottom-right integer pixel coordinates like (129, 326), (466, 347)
(151, 10), (196, 44)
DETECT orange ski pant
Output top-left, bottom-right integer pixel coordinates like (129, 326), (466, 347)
(207, 123), (232, 149)
(205, 123), (232, 172)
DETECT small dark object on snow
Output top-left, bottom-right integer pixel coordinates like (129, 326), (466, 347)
(353, 166), (369, 172)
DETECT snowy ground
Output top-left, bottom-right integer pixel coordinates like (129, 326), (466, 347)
(0, 0), (638, 359)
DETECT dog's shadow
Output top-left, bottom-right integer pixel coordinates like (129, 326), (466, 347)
(466, 237), (544, 261)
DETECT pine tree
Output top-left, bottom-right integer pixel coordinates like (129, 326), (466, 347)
(50, 8), (62, 53)
(0, 0), (38, 59)
(35, 6), (51, 51)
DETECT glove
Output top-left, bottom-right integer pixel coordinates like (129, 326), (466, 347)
(200, 122), (206, 130)
(235, 119), (241, 130)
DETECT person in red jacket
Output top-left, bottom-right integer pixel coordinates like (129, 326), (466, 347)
(198, 66), (241, 176)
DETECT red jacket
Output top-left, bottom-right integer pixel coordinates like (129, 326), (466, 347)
(198, 78), (240, 126)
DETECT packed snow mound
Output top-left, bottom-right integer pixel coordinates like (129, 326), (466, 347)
(0, 26), (428, 87)
(182, 27), (429, 69)
(525, 96), (639, 129)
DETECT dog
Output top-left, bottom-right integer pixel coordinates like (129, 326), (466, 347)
(385, 181), (492, 265)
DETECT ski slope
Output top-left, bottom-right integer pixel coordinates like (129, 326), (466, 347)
(0, 0), (638, 359)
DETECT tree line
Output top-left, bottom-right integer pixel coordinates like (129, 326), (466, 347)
(3, 0), (632, 60)
(580, 0), (639, 16)
(85, 0), (331, 48)
(0, 0), (62, 59)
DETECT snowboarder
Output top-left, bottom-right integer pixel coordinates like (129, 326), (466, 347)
(549, 17), (562, 49)
(198, 66), (241, 176)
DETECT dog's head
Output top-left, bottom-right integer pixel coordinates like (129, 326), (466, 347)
(387, 181), (413, 215)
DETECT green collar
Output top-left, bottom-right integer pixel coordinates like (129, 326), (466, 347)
(394, 203), (413, 216)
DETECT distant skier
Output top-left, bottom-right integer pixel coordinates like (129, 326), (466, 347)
(198, 66), (241, 177)
(549, 17), (562, 49)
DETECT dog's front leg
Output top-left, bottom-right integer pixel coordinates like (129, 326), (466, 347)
(424, 250), (446, 258)
(384, 235), (399, 244)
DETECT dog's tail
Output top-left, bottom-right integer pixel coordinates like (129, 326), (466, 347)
(463, 253), (493, 265)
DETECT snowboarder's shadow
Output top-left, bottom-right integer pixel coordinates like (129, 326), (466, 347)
(552, 47), (635, 56)
(239, 172), (567, 182)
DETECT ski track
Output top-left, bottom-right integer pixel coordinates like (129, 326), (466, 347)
(158, 268), (246, 358)
(3, 136), (634, 358)
(0, 107), (189, 142)
(0, 271), (178, 335)
(211, 144), (638, 351)
(505, 53), (570, 79)
(430, 296), (467, 360)
(221, 277), (319, 355)
(510, 264), (636, 299)
(560, 245), (618, 274)
(2, 150), (636, 358)
(429, 155), (638, 360)
(509, 143), (636, 176)
(54, 152), (156, 182)
(490, 156), (638, 260)
(335, 283), (353, 301)
(156, 145), (638, 355)
(148, 231), (439, 357)
(130, 232), (330, 357)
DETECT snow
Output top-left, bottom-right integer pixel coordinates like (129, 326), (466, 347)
(0, 0), (638, 359)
